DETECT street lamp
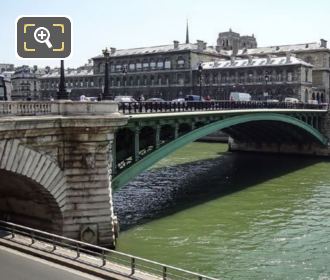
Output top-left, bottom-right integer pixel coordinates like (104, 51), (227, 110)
(264, 73), (269, 100)
(198, 63), (203, 100)
(102, 47), (111, 100)
(121, 65), (127, 95)
(57, 60), (68, 100)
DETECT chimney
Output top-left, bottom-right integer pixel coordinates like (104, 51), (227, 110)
(248, 55), (253, 65)
(215, 45), (221, 52)
(197, 40), (204, 51)
(230, 55), (236, 64)
(173, 40), (179, 49)
(266, 55), (271, 64)
(110, 47), (116, 54)
(286, 52), (291, 63)
(203, 42), (207, 50)
(320, 39), (327, 48)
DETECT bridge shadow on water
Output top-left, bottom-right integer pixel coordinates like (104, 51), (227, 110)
(113, 150), (326, 231)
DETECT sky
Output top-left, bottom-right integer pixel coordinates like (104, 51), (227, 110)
(1, 0), (330, 68)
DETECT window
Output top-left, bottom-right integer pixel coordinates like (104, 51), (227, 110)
(91, 81), (94, 87)
(165, 59), (171, 69)
(129, 63), (135, 71)
(287, 72), (292, 82)
(143, 62), (149, 70)
(150, 60), (156, 70)
(157, 61), (164, 69)
(115, 65), (122, 72)
(136, 63), (142, 71)
(177, 57), (185, 68)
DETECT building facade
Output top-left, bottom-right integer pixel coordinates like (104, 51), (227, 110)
(39, 62), (96, 100)
(194, 55), (313, 101)
(217, 30), (330, 102)
(11, 65), (45, 100)
(38, 28), (329, 103)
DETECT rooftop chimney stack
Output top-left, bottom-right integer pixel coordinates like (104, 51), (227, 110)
(286, 52), (292, 63)
(173, 40), (179, 49)
(320, 39), (327, 48)
(197, 40), (204, 51)
(110, 47), (116, 55)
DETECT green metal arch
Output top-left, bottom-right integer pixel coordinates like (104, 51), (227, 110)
(112, 113), (328, 190)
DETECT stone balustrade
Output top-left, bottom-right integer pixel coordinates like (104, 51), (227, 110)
(0, 101), (119, 116)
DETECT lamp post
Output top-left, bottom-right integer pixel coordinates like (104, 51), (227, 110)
(121, 65), (127, 96)
(264, 73), (269, 100)
(198, 63), (203, 100)
(102, 47), (111, 100)
(57, 60), (68, 100)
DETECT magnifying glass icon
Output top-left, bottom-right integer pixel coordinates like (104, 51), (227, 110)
(34, 27), (53, 49)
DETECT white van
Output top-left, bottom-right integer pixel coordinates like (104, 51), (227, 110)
(284, 97), (299, 103)
(229, 92), (251, 101)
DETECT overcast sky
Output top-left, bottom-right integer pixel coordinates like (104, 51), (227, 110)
(1, 0), (329, 68)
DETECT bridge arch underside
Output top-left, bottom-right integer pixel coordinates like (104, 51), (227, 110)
(0, 169), (63, 233)
(223, 120), (322, 146)
(113, 113), (327, 190)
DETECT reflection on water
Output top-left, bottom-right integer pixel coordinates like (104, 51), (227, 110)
(114, 142), (330, 279)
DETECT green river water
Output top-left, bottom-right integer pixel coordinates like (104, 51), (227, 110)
(115, 142), (330, 280)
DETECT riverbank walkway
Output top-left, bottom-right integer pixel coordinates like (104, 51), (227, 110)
(0, 221), (219, 280)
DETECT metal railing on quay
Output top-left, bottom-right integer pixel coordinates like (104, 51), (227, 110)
(118, 100), (328, 114)
(0, 220), (219, 280)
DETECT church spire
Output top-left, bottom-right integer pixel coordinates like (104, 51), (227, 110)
(185, 19), (189, 44)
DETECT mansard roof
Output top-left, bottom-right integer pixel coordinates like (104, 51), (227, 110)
(236, 42), (329, 56)
(92, 43), (219, 59)
(40, 68), (94, 79)
(200, 56), (313, 70)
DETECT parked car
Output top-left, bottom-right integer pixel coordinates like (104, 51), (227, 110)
(146, 97), (165, 102)
(229, 92), (251, 101)
(284, 97), (300, 103)
(307, 99), (318, 105)
(171, 98), (185, 103)
(185, 95), (204, 101)
(114, 96), (137, 102)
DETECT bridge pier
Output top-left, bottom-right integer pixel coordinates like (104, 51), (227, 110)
(62, 129), (118, 247)
(0, 101), (127, 248)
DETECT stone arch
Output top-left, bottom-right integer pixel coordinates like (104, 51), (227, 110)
(0, 139), (67, 233)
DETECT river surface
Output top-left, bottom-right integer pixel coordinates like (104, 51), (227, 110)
(114, 142), (330, 280)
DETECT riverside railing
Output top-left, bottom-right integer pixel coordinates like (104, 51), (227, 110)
(119, 100), (328, 114)
(0, 220), (220, 280)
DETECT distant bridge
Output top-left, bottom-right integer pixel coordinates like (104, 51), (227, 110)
(0, 100), (328, 247)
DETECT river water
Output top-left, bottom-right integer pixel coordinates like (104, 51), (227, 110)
(114, 142), (330, 279)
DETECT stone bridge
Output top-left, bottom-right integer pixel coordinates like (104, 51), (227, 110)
(0, 100), (329, 248)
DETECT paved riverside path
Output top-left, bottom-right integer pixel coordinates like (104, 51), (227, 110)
(0, 245), (106, 280)
(0, 231), (162, 280)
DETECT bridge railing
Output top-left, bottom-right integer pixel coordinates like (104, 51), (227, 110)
(119, 100), (328, 114)
(0, 220), (219, 280)
(0, 101), (119, 116)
